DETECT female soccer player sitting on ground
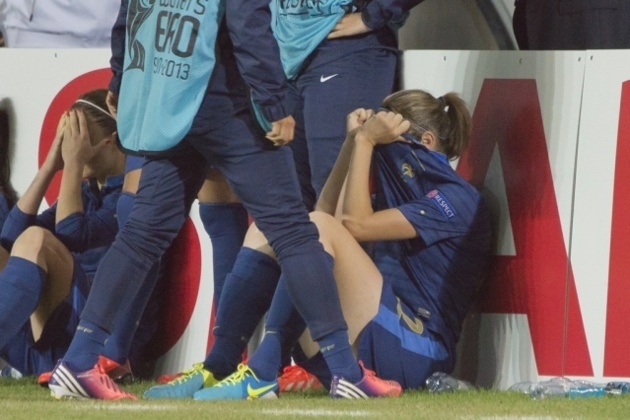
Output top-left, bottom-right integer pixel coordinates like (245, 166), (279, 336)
(145, 89), (492, 399)
(0, 89), (132, 384)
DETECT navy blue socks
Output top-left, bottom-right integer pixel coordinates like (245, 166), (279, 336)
(248, 273), (305, 381)
(63, 319), (110, 371)
(317, 330), (361, 382)
(204, 247), (280, 378)
(0, 257), (46, 350)
(198, 202), (248, 306)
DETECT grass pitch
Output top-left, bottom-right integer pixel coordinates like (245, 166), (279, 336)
(2, 377), (630, 419)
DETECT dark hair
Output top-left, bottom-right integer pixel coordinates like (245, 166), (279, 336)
(0, 107), (18, 207)
(382, 89), (472, 160)
(70, 89), (117, 144)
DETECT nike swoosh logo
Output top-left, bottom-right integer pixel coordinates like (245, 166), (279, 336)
(247, 382), (277, 398)
(320, 74), (339, 83)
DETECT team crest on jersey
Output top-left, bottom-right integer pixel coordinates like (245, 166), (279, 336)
(427, 189), (456, 219)
(126, 0), (157, 72)
(401, 163), (416, 178)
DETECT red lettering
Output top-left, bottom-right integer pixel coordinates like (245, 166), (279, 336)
(457, 79), (593, 376)
(603, 81), (630, 376)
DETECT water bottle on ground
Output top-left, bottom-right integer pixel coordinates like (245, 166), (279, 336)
(568, 386), (606, 399)
(605, 382), (630, 395)
(426, 372), (474, 393)
(511, 377), (611, 399)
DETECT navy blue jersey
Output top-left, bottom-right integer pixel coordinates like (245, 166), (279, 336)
(0, 175), (123, 278)
(372, 142), (491, 345)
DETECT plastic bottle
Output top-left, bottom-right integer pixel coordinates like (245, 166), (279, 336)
(508, 381), (536, 394)
(425, 372), (474, 393)
(605, 382), (630, 395)
(527, 377), (574, 399)
(0, 365), (23, 379)
(530, 383), (568, 399)
(511, 377), (615, 399)
(568, 386), (606, 399)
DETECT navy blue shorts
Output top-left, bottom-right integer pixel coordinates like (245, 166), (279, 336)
(358, 281), (454, 390)
(1, 258), (90, 375)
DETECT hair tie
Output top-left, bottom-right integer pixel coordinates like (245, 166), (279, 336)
(437, 96), (447, 110)
(74, 99), (116, 121)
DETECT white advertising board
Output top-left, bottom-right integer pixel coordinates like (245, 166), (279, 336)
(2, 48), (630, 387)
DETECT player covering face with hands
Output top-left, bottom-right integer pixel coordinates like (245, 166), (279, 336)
(0, 90), (129, 382)
(145, 90), (491, 400)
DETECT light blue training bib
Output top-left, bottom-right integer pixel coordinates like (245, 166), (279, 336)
(117, 0), (225, 153)
(253, 0), (352, 131)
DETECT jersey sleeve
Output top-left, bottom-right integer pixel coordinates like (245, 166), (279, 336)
(361, 0), (425, 30)
(396, 188), (472, 247)
(54, 188), (120, 253)
(225, 0), (290, 123)
(0, 205), (55, 251)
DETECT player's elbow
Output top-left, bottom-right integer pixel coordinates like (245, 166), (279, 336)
(341, 217), (371, 242)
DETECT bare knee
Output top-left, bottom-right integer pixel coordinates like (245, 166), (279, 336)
(308, 210), (338, 228)
(309, 210), (341, 238)
(11, 227), (53, 259)
(308, 211), (339, 255)
(12, 227), (72, 269)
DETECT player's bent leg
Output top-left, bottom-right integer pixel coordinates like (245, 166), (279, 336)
(10, 227), (74, 342)
(297, 211), (382, 358)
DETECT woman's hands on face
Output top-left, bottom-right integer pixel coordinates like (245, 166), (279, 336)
(44, 112), (68, 172)
(61, 109), (105, 168)
(346, 108), (374, 135)
(356, 110), (410, 146)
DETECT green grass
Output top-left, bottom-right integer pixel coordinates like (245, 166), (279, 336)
(2, 377), (630, 419)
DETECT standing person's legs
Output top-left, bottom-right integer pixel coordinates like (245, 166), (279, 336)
(143, 222), (282, 399)
(299, 48), (397, 197)
(51, 150), (207, 398)
(201, 111), (357, 380)
(193, 211), (402, 399)
(99, 156), (160, 379)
